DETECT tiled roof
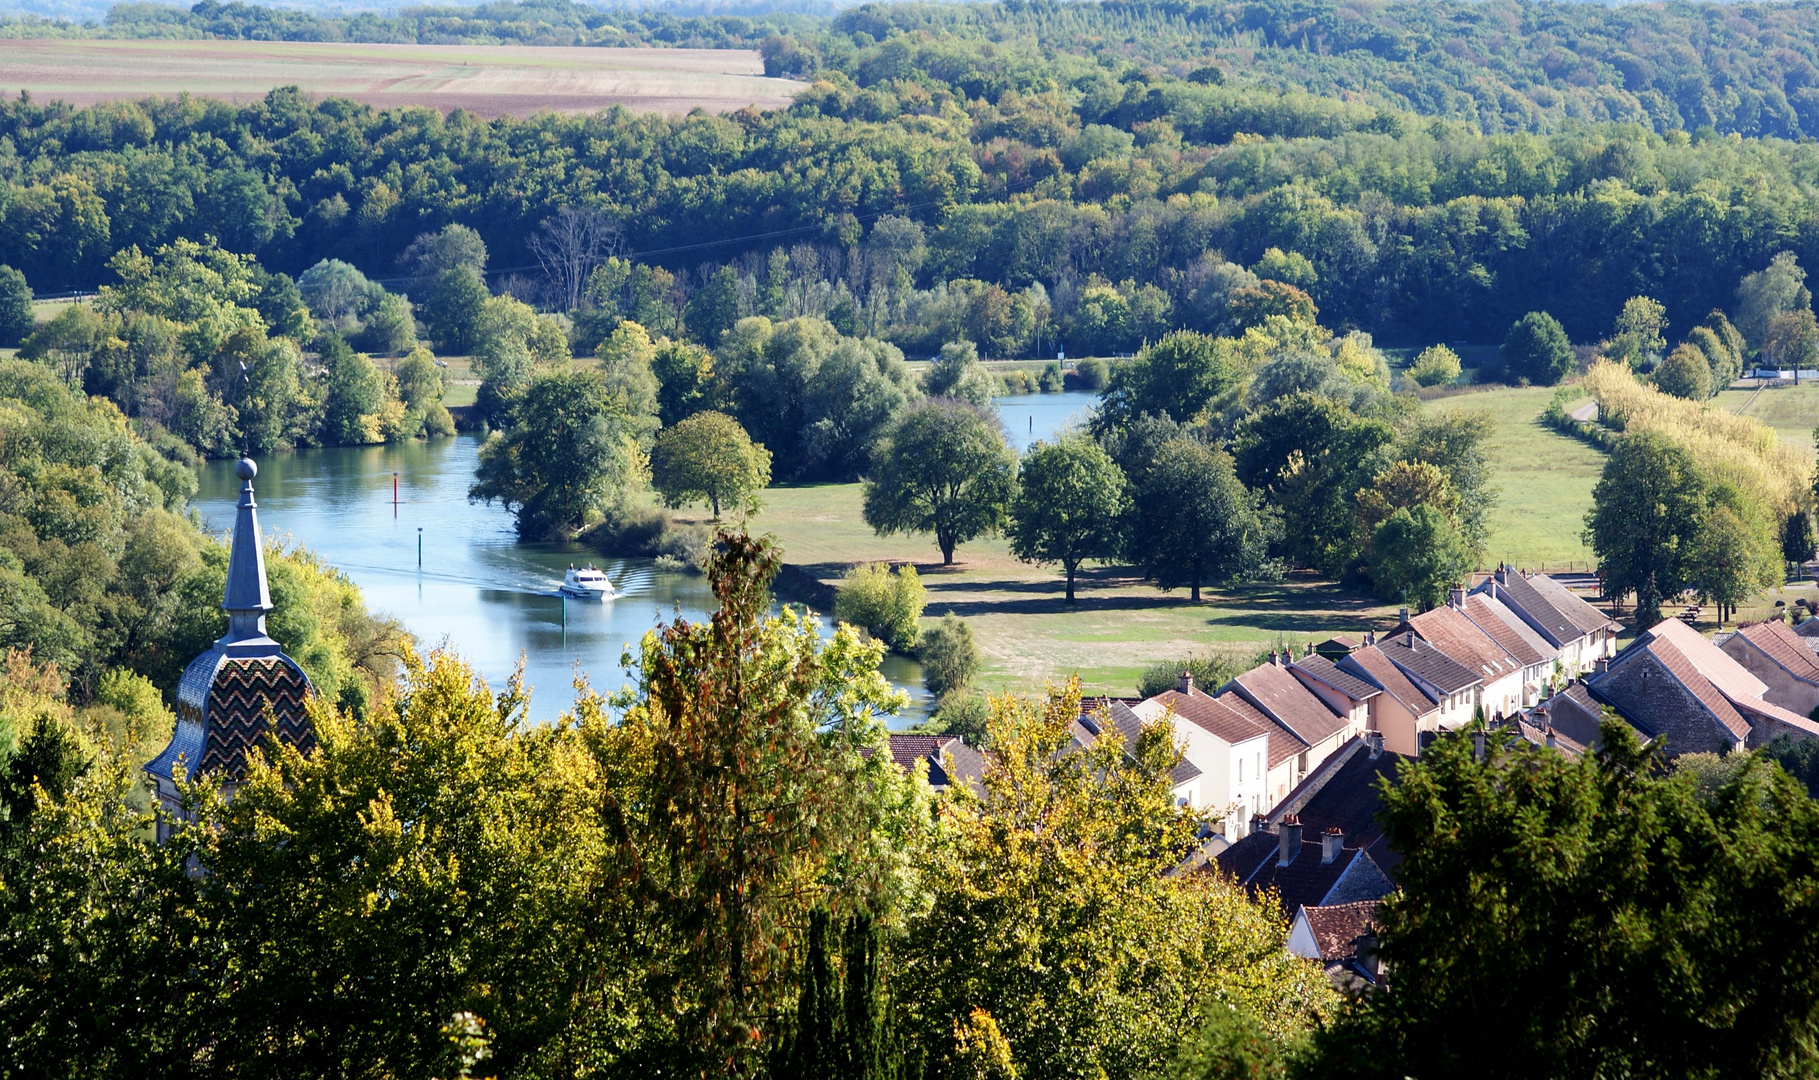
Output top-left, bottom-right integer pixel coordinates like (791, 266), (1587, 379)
(1526, 572), (1618, 636)
(1232, 663), (1351, 747)
(886, 733), (985, 792)
(1499, 715), (1586, 758)
(888, 734), (950, 772)
(1529, 682), (1607, 750)
(1339, 645), (1437, 715)
(1731, 696), (1819, 738)
(1217, 737), (1407, 911)
(1289, 653), (1381, 703)
(1482, 570), (1588, 648)
(1795, 616), (1819, 643)
(1216, 690), (1306, 768)
(1733, 620), (1819, 684)
(1150, 687), (1273, 747)
(1300, 900), (1381, 962)
(1409, 605), (1521, 682)
(1645, 618), (1768, 702)
(1639, 637), (1751, 742)
(1461, 592), (1555, 668)
(1377, 631), (1483, 696)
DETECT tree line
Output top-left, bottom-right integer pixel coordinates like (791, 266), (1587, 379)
(18, 22), (1819, 350)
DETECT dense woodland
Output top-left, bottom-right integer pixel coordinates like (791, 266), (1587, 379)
(20, 2), (1819, 346)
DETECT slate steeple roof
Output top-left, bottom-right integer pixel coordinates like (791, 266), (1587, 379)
(146, 459), (314, 832)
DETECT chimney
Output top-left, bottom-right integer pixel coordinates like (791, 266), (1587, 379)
(1449, 584), (1465, 609)
(1365, 630), (1376, 646)
(1278, 815), (1303, 866)
(1365, 730), (1384, 759)
(1545, 726), (1558, 751)
(1472, 729), (1486, 763)
(1274, 650), (1286, 667)
(1593, 657), (1608, 676)
(1321, 827), (1344, 865)
(1176, 670), (1193, 695)
(1397, 606), (1410, 628)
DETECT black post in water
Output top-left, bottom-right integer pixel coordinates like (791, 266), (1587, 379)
(417, 526), (422, 567)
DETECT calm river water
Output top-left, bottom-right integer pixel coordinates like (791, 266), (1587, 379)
(190, 391), (1098, 724)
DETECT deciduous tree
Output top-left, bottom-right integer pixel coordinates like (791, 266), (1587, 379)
(1007, 434), (1126, 603)
(1129, 438), (1273, 601)
(863, 400), (1015, 565)
(649, 410), (771, 519)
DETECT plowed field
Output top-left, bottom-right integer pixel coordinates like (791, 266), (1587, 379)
(0, 39), (800, 117)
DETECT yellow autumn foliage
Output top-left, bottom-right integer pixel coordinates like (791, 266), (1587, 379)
(1583, 361), (1810, 515)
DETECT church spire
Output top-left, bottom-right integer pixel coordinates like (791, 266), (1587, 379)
(220, 457), (273, 648)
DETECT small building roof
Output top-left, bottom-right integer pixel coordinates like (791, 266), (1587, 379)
(1296, 900), (1381, 964)
(1479, 569), (1614, 648)
(885, 733), (986, 793)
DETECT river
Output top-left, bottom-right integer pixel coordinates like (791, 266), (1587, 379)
(189, 391), (1099, 724)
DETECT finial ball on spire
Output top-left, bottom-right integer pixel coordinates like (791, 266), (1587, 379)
(235, 458), (257, 481)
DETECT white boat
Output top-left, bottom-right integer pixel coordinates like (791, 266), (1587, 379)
(558, 564), (614, 600)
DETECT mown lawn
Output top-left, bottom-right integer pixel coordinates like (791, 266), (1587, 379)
(1424, 384), (1605, 570)
(682, 483), (1402, 696)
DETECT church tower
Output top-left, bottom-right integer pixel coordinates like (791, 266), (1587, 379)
(145, 458), (313, 840)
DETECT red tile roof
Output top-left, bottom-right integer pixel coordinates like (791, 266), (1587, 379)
(1232, 662), (1350, 747)
(1646, 618), (1768, 701)
(1461, 592), (1554, 668)
(1734, 620), (1819, 684)
(1643, 638), (1751, 742)
(1301, 900), (1381, 962)
(1216, 690), (1307, 768)
(1410, 605), (1521, 683)
(1150, 687), (1274, 748)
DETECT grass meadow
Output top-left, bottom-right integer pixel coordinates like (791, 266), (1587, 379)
(1423, 384), (1606, 569)
(1714, 383), (1819, 456)
(678, 484), (1402, 697)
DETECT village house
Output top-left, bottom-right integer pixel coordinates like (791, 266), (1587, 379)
(884, 732), (986, 795)
(1585, 618), (1819, 757)
(1227, 654), (1357, 784)
(1397, 596), (1527, 720)
(1471, 567), (1619, 676)
(1132, 676), (1275, 836)
(1718, 619), (1819, 719)
(1334, 642), (1444, 757)
(145, 459), (314, 843)
(1459, 589), (1560, 706)
(1287, 900), (1383, 989)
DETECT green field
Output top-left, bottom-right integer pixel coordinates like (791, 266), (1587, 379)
(1714, 383), (1819, 455)
(678, 484), (1401, 697)
(1424, 385), (1605, 570)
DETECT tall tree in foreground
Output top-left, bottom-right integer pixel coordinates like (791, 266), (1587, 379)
(897, 680), (1333, 1080)
(1370, 504), (1471, 612)
(1007, 435), (1126, 603)
(615, 533), (928, 1076)
(863, 400), (1016, 565)
(0, 264), (31, 347)
(1129, 439), (1273, 601)
(1306, 720), (1819, 1080)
